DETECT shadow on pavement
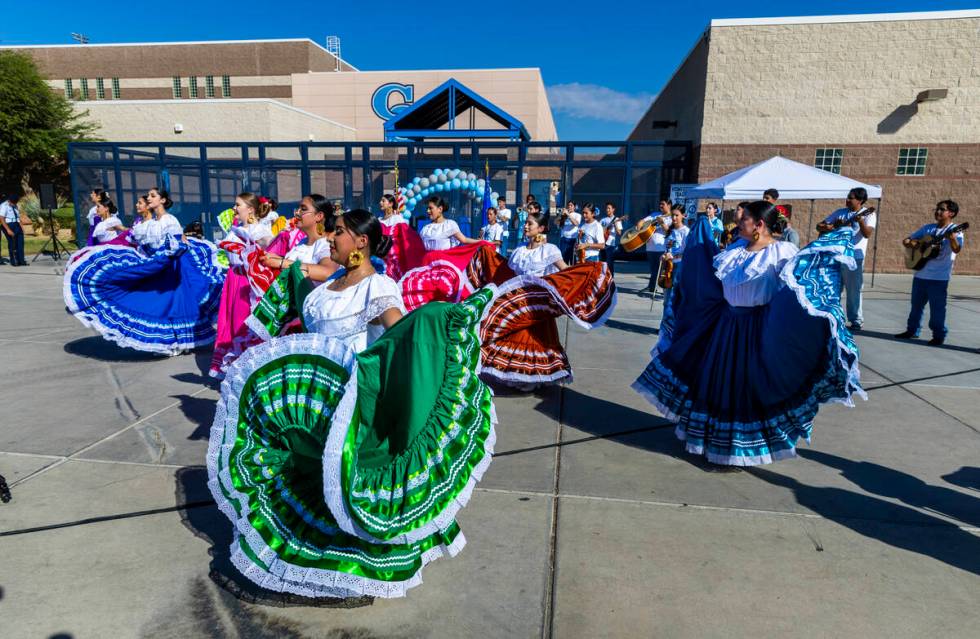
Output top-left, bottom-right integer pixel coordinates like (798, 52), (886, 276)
(800, 450), (980, 527)
(856, 329), (980, 355)
(174, 466), (373, 609)
(603, 318), (659, 336)
(170, 394), (218, 441)
(749, 465), (980, 576)
(64, 335), (167, 363)
(942, 466), (980, 492)
(171, 349), (221, 388)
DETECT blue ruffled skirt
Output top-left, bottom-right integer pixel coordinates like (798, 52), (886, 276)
(64, 238), (225, 355)
(632, 221), (865, 466)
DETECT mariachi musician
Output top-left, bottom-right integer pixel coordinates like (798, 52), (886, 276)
(638, 199), (674, 292)
(816, 187), (876, 332)
(894, 199), (966, 347)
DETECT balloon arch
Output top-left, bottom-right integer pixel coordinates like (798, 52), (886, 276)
(395, 168), (500, 219)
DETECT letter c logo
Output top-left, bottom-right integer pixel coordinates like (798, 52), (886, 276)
(372, 83), (415, 121)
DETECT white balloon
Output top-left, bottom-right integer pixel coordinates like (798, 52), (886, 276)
(467, 173), (476, 182)
(420, 178), (430, 188)
(477, 178), (485, 188)
(438, 173), (448, 183)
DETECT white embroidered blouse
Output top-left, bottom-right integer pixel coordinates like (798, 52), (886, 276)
(420, 219), (461, 251)
(712, 241), (799, 307)
(93, 215), (123, 243)
(508, 243), (563, 277)
(284, 237), (331, 265)
(301, 272), (406, 352)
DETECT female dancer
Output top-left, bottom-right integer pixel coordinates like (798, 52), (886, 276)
(379, 193), (424, 280)
(210, 194), (335, 378)
(90, 193), (127, 245)
(208, 209), (495, 599)
(419, 196), (479, 251)
(633, 201), (865, 466)
(65, 187), (224, 355)
(479, 211), (615, 388)
(85, 189), (104, 246)
(379, 193), (405, 228)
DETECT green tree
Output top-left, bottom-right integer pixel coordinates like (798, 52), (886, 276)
(0, 50), (98, 195)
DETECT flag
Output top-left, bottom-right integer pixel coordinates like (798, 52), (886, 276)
(481, 160), (492, 227)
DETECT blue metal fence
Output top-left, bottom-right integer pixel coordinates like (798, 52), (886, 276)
(68, 140), (691, 249)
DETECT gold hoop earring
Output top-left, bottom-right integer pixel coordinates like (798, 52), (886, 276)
(315, 221), (325, 235)
(348, 250), (364, 268)
(752, 231), (760, 242)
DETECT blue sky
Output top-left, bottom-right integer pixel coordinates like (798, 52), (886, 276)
(3, 0), (977, 139)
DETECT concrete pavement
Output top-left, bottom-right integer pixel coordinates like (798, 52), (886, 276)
(0, 256), (977, 638)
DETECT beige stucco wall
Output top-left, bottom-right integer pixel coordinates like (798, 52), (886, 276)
(291, 68), (558, 141)
(76, 99), (355, 142)
(702, 15), (980, 144)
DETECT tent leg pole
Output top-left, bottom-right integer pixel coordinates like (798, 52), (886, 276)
(871, 197), (881, 289)
(806, 199), (815, 245)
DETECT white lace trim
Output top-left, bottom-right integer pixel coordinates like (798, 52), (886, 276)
(207, 334), (455, 598)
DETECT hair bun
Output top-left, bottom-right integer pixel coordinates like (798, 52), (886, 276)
(375, 234), (393, 258)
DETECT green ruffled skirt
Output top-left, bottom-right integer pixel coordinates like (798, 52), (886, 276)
(207, 288), (496, 598)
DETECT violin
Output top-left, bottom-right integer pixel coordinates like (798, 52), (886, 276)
(576, 228), (586, 264)
(658, 239), (675, 289)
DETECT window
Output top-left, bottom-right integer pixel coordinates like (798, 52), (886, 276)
(172, 76), (182, 99)
(221, 75), (231, 98)
(96, 77), (105, 100)
(64, 78), (74, 99)
(80, 78), (89, 100)
(897, 147), (928, 176)
(188, 76), (198, 98)
(111, 77), (121, 99)
(205, 75), (215, 98)
(814, 148), (843, 174)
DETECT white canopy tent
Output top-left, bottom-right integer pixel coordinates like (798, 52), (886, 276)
(685, 155), (884, 283)
(685, 156), (882, 200)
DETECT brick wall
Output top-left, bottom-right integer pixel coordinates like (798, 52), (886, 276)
(697, 143), (980, 274)
(703, 17), (980, 145)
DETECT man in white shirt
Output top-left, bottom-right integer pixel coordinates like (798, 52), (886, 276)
(817, 187), (876, 331)
(480, 208), (504, 253)
(600, 202), (624, 275)
(0, 194), (26, 266)
(895, 200), (965, 346)
(576, 204), (605, 263)
(641, 199), (672, 292)
(558, 201), (581, 264)
(496, 197), (512, 257)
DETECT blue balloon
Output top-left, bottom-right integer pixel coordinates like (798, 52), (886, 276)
(432, 183), (442, 192)
(476, 186), (485, 197)
(408, 197), (417, 208)
(412, 177), (421, 184)
(403, 211), (411, 220)
(434, 169), (443, 176)
(451, 178), (461, 189)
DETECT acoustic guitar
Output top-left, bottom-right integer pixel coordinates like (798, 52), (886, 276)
(621, 217), (667, 252)
(904, 222), (969, 270)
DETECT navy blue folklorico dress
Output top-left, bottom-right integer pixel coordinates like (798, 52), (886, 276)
(633, 216), (866, 466)
(64, 216), (225, 355)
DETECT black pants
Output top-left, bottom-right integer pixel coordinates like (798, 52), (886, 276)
(2, 222), (25, 265)
(602, 246), (617, 275)
(646, 250), (664, 289)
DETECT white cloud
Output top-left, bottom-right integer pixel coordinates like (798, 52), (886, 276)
(546, 83), (655, 124)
